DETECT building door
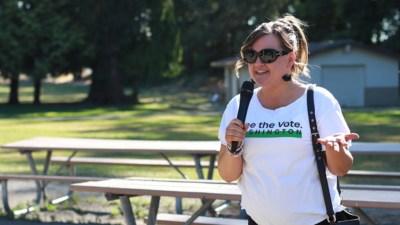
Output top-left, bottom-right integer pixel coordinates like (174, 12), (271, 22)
(321, 65), (365, 107)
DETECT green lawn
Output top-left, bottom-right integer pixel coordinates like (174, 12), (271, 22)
(0, 81), (399, 181)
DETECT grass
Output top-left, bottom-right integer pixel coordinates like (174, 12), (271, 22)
(343, 108), (400, 142)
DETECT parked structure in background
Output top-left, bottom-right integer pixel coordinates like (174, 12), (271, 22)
(211, 40), (400, 107)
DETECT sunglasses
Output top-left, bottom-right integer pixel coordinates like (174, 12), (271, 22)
(241, 48), (290, 64)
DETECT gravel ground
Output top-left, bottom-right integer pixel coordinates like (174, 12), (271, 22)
(1, 180), (399, 225)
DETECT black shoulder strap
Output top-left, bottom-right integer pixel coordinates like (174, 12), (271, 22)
(306, 85), (336, 222)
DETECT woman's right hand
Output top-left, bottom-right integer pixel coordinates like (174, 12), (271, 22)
(219, 119), (247, 182)
(225, 119), (247, 144)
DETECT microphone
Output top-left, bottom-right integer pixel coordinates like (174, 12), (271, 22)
(230, 80), (254, 153)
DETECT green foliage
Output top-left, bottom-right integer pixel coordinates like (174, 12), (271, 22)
(0, 0), (27, 76)
(291, 0), (400, 45)
(174, 0), (290, 72)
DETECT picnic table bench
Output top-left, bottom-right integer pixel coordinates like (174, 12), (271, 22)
(70, 178), (400, 225)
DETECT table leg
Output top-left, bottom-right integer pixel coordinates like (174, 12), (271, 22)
(207, 155), (216, 180)
(159, 153), (187, 179)
(193, 155), (204, 179)
(54, 150), (78, 176)
(1, 180), (13, 218)
(175, 197), (183, 214)
(24, 151), (42, 204)
(183, 199), (214, 225)
(120, 196), (137, 225)
(160, 153), (185, 214)
(147, 196), (160, 225)
(41, 150), (52, 200)
(351, 208), (377, 225)
(193, 155), (217, 216)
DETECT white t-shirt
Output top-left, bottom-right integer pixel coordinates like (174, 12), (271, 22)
(218, 85), (349, 225)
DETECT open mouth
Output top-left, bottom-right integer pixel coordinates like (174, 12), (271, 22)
(255, 69), (269, 75)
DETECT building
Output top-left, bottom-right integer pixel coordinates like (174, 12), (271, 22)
(210, 40), (400, 107)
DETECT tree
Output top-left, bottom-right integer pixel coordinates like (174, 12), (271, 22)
(174, 0), (290, 73)
(121, 0), (184, 101)
(20, 0), (89, 104)
(0, 0), (29, 104)
(0, 0), (89, 105)
(291, 0), (400, 51)
(80, 0), (184, 104)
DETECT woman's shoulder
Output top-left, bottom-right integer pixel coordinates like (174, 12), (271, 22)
(311, 85), (338, 103)
(309, 84), (341, 113)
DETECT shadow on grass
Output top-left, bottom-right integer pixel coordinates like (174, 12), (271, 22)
(0, 102), (160, 118)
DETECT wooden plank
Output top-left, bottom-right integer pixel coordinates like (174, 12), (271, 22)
(341, 188), (400, 209)
(0, 174), (229, 185)
(51, 156), (216, 167)
(152, 213), (247, 225)
(341, 184), (400, 191)
(350, 142), (400, 155)
(346, 170), (400, 179)
(1, 137), (220, 154)
(2, 137), (400, 155)
(71, 179), (400, 208)
(71, 179), (241, 201)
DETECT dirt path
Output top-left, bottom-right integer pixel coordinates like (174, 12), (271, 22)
(0, 218), (110, 225)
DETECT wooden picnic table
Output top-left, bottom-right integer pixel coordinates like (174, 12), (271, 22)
(70, 178), (400, 225)
(0, 137), (220, 205)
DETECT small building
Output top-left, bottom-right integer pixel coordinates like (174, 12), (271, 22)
(210, 40), (400, 107)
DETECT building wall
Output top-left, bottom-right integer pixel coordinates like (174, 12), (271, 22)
(309, 46), (399, 107)
(224, 66), (251, 101)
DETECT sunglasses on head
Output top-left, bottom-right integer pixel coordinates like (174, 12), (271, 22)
(241, 48), (290, 64)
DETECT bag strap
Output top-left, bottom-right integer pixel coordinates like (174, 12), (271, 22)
(306, 85), (336, 223)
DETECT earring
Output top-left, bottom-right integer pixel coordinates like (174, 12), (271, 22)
(282, 74), (292, 81)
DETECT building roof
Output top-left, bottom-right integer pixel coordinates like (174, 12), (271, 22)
(210, 40), (399, 68)
(309, 39), (399, 59)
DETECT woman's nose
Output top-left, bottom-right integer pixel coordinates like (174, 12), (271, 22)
(254, 56), (264, 65)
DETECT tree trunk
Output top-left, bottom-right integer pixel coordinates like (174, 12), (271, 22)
(131, 79), (139, 104)
(87, 49), (126, 105)
(8, 74), (19, 105)
(33, 78), (42, 105)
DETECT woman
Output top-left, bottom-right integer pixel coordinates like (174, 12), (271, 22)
(218, 15), (359, 225)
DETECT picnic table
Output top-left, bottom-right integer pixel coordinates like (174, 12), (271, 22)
(0, 137), (220, 204)
(70, 178), (400, 225)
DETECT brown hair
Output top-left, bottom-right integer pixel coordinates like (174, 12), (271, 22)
(235, 14), (309, 79)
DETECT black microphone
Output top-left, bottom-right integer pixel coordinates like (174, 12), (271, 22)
(230, 80), (254, 153)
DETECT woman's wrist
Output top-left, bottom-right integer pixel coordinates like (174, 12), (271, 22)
(226, 142), (244, 157)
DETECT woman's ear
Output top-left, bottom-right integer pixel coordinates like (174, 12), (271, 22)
(287, 51), (296, 70)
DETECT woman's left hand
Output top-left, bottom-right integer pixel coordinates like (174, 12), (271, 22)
(317, 133), (360, 152)
(317, 133), (359, 176)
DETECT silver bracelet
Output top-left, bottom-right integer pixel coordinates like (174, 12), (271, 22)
(226, 142), (244, 157)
